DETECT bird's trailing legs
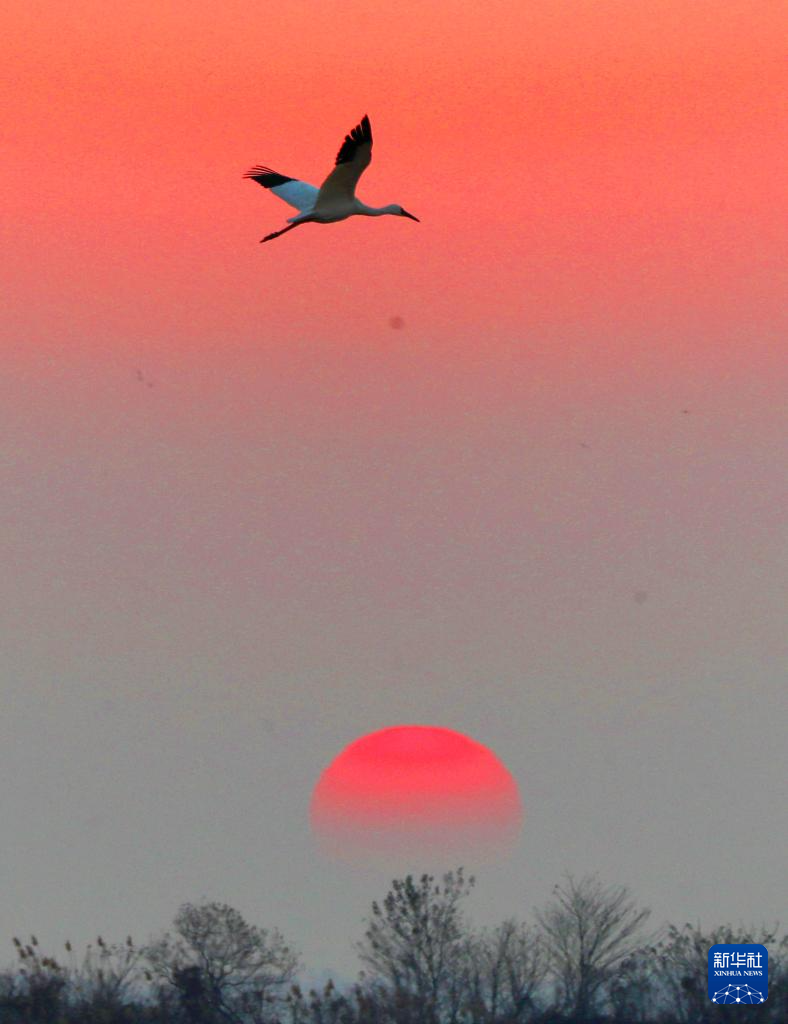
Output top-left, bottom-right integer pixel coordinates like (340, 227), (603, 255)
(260, 222), (302, 243)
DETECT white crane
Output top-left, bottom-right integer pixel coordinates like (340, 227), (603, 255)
(244, 114), (420, 243)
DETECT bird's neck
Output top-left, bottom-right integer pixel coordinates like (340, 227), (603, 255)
(356, 202), (399, 217)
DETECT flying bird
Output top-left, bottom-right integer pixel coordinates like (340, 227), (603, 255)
(244, 115), (420, 243)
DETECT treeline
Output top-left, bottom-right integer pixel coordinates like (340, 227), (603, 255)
(1, 870), (785, 1024)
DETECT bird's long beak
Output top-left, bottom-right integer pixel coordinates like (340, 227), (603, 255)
(401, 210), (420, 222)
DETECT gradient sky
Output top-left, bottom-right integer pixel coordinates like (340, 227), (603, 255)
(2, 0), (786, 980)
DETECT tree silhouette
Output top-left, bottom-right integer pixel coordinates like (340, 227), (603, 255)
(535, 874), (651, 1021)
(356, 869), (474, 1024)
(145, 901), (299, 1024)
(464, 919), (546, 1023)
(1, 875), (786, 1024)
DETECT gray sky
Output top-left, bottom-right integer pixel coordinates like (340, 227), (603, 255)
(2, 327), (785, 978)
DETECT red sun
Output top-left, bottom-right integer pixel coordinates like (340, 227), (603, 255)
(310, 726), (523, 862)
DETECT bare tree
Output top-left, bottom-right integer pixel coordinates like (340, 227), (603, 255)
(464, 919), (546, 1023)
(535, 874), (650, 1021)
(356, 869), (475, 1024)
(145, 900), (300, 1024)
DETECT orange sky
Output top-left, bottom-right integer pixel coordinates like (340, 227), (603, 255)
(3, 0), (786, 370)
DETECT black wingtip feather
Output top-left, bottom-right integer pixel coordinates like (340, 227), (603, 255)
(335, 115), (373, 165)
(244, 166), (295, 188)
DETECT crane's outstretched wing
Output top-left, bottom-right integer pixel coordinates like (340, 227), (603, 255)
(244, 167), (319, 212)
(315, 115), (373, 205)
